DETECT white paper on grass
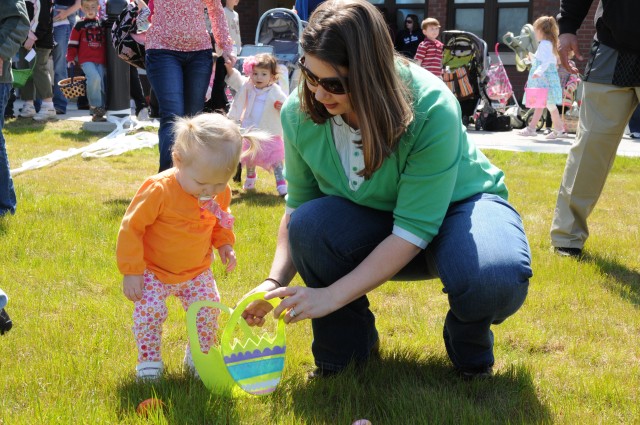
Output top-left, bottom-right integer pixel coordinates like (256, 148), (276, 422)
(10, 116), (159, 176)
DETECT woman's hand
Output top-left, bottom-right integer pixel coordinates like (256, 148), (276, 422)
(266, 286), (339, 324)
(217, 244), (237, 272)
(53, 9), (68, 22)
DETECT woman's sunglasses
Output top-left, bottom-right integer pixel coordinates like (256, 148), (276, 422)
(298, 57), (349, 95)
(406, 20), (413, 24)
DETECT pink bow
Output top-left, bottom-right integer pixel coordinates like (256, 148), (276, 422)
(242, 56), (259, 76)
(199, 199), (235, 229)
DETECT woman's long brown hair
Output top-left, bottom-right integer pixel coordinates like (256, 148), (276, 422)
(299, 0), (413, 179)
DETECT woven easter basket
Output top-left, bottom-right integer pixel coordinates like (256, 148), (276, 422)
(58, 76), (86, 99)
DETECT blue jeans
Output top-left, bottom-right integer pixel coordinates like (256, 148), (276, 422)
(0, 83), (16, 216)
(288, 194), (532, 372)
(145, 49), (213, 172)
(52, 22), (72, 112)
(81, 62), (105, 109)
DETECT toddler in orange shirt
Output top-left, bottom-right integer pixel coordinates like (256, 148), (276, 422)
(116, 113), (264, 380)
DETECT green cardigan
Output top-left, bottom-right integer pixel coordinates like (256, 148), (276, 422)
(282, 61), (508, 246)
(0, 0), (29, 84)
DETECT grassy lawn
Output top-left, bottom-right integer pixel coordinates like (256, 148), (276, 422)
(0, 118), (638, 424)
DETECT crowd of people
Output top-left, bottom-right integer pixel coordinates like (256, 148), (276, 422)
(2, 0), (639, 391)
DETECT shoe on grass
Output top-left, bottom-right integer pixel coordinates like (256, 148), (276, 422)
(243, 176), (257, 191)
(19, 103), (36, 118)
(554, 246), (583, 257)
(33, 106), (57, 121)
(456, 365), (494, 381)
(136, 361), (163, 380)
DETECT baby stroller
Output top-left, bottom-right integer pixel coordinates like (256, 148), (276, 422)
(442, 30), (511, 130)
(237, 8), (306, 93)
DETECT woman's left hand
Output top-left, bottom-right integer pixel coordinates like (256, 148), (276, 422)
(265, 286), (339, 324)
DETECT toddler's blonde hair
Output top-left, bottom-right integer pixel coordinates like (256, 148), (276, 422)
(171, 113), (266, 178)
(533, 16), (559, 58)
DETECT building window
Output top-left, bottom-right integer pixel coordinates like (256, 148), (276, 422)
(449, 0), (530, 47)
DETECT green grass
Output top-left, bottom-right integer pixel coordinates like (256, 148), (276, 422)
(1, 118), (639, 424)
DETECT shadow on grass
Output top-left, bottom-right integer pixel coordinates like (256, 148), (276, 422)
(105, 198), (131, 219)
(5, 118), (94, 142)
(117, 373), (240, 424)
(232, 190), (286, 207)
(583, 251), (640, 306)
(281, 351), (552, 424)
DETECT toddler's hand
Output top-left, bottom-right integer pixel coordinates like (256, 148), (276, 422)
(217, 244), (237, 272)
(224, 61), (234, 74)
(274, 100), (283, 111)
(123, 274), (144, 302)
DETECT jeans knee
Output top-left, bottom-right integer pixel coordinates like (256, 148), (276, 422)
(449, 263), (531, 323)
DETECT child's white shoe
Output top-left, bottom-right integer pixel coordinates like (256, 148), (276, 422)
(243, 176), (257, 191)
(517, 126), (537, 137)
(545, 130), (567, 140)
(136, 361), (163, 380)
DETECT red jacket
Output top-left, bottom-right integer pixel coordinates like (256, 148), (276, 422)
(67, 18), (106, 65)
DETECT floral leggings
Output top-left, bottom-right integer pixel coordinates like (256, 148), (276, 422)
(133, 269), (220, 363)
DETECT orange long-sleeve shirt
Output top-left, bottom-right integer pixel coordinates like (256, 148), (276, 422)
(116, 168), (235, 284)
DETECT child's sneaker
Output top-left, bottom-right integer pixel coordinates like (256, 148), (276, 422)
(19, 103), (36, 118)
(517, 126), (537, 137)
(243, 176), (257, 191)
(545, 130), (567, 140)
(136, 361), (163, 380)
(33, 105), (57, 121)
(276, 180), (287, 197)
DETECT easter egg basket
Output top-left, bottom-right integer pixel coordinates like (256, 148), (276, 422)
(186, 292), (286, 396)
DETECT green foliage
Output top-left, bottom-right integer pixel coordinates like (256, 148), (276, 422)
(0, 120), (638, 424)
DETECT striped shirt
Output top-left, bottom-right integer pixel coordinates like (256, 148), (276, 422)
(414, 38), (443, 77)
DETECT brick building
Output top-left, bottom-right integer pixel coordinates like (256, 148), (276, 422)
(235, 0), (598, 99)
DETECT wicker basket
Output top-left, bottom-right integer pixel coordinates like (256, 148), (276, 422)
(561, 104), (580, 134)
(58, 76), (87, 99)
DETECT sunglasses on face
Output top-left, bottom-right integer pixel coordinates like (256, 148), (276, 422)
(406, 20), (413, 24)
(298, 57), (349, 95)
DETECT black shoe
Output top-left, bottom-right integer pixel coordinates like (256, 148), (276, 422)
(308, 339), (380, 380)
(55, 109), (66, 115)
(456, 365), (493, 381)
(0, 308), (12, 335)
(554, 247), (583, 257)
(307, 367), (340, 380)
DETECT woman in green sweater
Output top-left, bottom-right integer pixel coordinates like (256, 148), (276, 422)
(242, 0), (532, 379)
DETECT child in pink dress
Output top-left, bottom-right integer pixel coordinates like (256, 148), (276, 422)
(225, 53), (289, 196)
